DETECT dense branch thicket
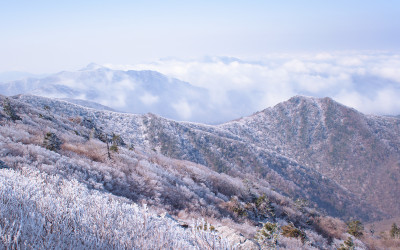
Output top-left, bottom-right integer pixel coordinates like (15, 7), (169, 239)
(0, 168), (231, 249)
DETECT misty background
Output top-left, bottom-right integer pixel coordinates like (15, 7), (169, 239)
(1, 1), (399, 123)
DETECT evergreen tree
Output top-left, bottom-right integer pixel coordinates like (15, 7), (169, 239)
(390, 223), (399, 239)
(339, 237), (354, 250)
(347, 220), (363, 238)
(43, 132), (62, 151)
(110, 133), (122, 152)
(3, 98), (21, 121)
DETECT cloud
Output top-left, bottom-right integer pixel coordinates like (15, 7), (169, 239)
(140, 92), (159, 106)
(336, 88), (400, 115)
(172, 99), (192, 120)
(106, 51), (400, 117)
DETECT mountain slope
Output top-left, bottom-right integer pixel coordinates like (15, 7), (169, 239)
(0, 167), (232, 249)
(1, 94), (363, 249)
(15, 94), (384, 221)
(221, 96), (400, 218)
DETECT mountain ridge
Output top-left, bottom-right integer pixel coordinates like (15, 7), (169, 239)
(13, 93), (397, 222)
(221, 95), (400, 218)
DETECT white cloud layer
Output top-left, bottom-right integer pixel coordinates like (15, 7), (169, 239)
(140, 92), (159, 106)
(106, 51), (400, 118)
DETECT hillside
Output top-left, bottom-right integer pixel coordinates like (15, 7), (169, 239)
(221, 96), (400, 218)
(1, 94), (368, 249)
(3, 93), (399, 248)
(14, 94), (390, 222)
(0, 167), (231, 249)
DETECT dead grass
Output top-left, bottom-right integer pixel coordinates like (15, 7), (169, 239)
(313, 216), (346, 242)
(364, 237), (400, 250)
(61, 140), (106, 162)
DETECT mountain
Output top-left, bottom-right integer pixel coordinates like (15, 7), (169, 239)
(220, 96), (400, 218)
(0, 71), (46, 82)
(15, 94), (395, 223)
(0, 65), (228, 123)
(59, 98), (115, 111)
(1, 94), (368, 249)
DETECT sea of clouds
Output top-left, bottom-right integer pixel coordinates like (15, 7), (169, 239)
(107, 51), (400, 121)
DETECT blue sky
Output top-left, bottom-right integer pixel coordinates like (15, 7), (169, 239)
(1, 1), (400, 73)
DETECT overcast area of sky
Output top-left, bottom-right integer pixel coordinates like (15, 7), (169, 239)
(1, 0), (400, 73)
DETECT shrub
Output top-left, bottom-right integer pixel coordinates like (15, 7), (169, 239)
(197, 221), (216, 232)
(312, 216), (346, 243)
(111, 133), (125, 146)
(347, 220), (364, 238)
(255, 193), (267, 207)
(338, 237), (354, 250)
(227, 197), (247, 217)
(281, 223), (307, 243)
(255, 222), (279, 247)
(0, 168), (232, 249)
(390, 223), (400, 239)
(43, 132), (62, 151)
(258, 222), (278, 239)
(0, 160), (8, 169)
(110, 144), (118, 152)
(105, 133), (124, 155)
(61, 141), (105, 162)
(294, 198), (309, 212)
(255, 194), (275, 218)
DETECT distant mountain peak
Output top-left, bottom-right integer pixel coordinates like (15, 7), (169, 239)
(287, 95), (333, 104)
(80, 63), (107, 71)
(284, 95), (346, 111)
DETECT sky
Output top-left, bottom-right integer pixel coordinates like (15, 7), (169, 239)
(1, 1), (400, 73)
(1, 1), (400, 118)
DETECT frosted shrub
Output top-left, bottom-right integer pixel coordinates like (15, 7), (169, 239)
(304, 229), (328, 249)
(255, 222), (280, 248)
(333, 235), (366, 250)
(0, 168), (232, 249)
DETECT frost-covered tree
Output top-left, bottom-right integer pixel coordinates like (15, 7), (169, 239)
(2, 98), (21, 121)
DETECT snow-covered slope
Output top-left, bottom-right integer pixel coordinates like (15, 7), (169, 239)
(0, 167), (231, 249)
(59, 98), (115, 111)
(221, 96), (400, 218)
(1, 94), (362, 249)
(14, 94), (384, 222)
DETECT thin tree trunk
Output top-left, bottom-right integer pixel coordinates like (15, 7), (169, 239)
(106, 139), (111, 159)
